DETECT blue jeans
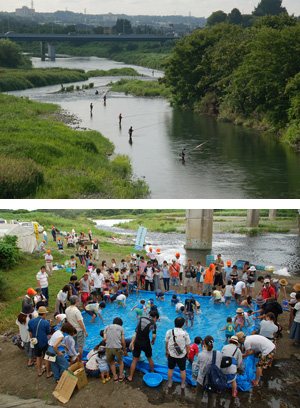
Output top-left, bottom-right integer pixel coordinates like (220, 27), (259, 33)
(163, 278), (170, 291)
(44, 236), (48, 244)
(47, 345), (69, 381)
(86, 259), (90, 268)
(41, 287), (49, 305)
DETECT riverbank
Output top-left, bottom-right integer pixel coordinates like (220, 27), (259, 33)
(0, 94), (149, 199)
(110, 78), (171, 98)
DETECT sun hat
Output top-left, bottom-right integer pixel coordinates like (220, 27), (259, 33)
(264, 278), (270, 283)
(293, 283), (300, 292)
(132, 253), (137, 258)
(290, 292), (296, 299)
(255, 296), (266, 306)
(27, 288), (37, 295)
(21, 304), (34, 315)
(278, 278), (288, 286)
(37, 306), (48, 314)
(230, 335), (239, 344)
(249, 266), (256, 271)
(227, 261), (231, 266)
(236, 308), (244, 314)
(156, 249), (161, 254)
(236, 332), (246, 340)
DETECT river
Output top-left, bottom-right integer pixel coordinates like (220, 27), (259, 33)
(94, 219), (300, 275)
(8, 56), (300, 199)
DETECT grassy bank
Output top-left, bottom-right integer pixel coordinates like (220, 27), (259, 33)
(0, 94), (149, 198)
(110, 78), (171, 98)
(0, 67), (88, 92)
(0, 214), (137, 333)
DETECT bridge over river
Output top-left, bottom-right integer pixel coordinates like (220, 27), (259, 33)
(0, 33), (177, 60)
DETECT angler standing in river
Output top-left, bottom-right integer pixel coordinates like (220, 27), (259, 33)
(128, 126), (134, 140)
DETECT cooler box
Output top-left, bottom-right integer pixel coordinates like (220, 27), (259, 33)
(206, 254), (215, 267)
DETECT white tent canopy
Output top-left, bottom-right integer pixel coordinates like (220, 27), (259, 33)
(0, 224), (38, 253)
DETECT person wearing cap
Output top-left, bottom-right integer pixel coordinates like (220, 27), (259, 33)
(146, 247), (156, 261)
(261, 279), (276, 301)
(184, 259), (196, 294)
(65, 295), (88, 361)
(57, 237), (64, 254)
(38, 240), (46, 252)
(224, 261), (233, 284)
(36, 266), (49, 306)
(72, 226), (76, 237)
(203, 264), (214, 296)
(42, 228), (47, 244)
(220, 335), (243, 398)
(22, 288), (37, 310)
(16, 304), (35, 367)
(236, 331), (276, 386)
(51, 226), (56, 242)
(246, 266), (256, 298)
(193, 335), (222, 407)
(44, 250), (53, 277)
(169, 259), (180, 294)
(233, 279), (246, 305)
(155, 248), (164, 267)
(234, 308), (246, 331)
(92, 239), (99, 261)
(175, 253), (184, 286)
(28, 306), (53, 378)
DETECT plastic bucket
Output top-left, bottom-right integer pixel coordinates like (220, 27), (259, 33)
(143, 373), (163, 387)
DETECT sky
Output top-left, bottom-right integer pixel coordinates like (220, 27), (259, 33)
(1, 0), (300, 18)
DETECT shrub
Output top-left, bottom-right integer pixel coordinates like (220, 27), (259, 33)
(0, 156), (44, 198)
(0, 235), (21, 270)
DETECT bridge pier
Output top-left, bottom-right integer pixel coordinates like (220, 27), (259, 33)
(40, 41), (45, 61)
(247, 209), (260, 228)
(48, 42), (56, 61)
(185, 209), (213, 250)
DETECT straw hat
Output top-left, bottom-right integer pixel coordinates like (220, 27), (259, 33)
(37, 306), (48, 314)
(230, 336), (239, 344)
(235, 332), (246, 340)
(236, 308), (244, 314)
(279, 279), (288, 286)
(293, 283), (300, 292)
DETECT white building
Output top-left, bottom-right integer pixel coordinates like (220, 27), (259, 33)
(15, 6), (35, 18)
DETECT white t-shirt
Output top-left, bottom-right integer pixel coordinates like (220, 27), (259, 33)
(116, 294), (126, 303)
(16, 316), (31, 342)
(55, 314), (66, 323)
(57, 290), (68, 302)
(260, 320), (278, 339)
(85, 303), (99, 313)
(45, 254), (53, 263)
(176, 257), (183, 273)
(93, 272), (104, 289)
(244, 334), (275, 356)
(165, 327), (190, 358)
(224, 285), (233, 297)
(234, 281), (245, 294)
(65, 306), (83, 332)
(48, 329), (64, 347)
(294, 302), (300, 323)
(36, 271), (48, 288)
(175, 302), (184, 312)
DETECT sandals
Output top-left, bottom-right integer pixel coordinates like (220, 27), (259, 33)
(38, 368), (46, 377)
(113, 377), (119, 382)
(46, 372), (53, 379)
(118, 374), (126, 382)
(251, 380), (259, 387)
(232, 390), (238, 398)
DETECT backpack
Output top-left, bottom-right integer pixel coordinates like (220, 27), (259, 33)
(220, 347), (238, 368)
(203, 351), (227, 394)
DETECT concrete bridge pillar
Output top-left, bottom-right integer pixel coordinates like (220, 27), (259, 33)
(40, 41), (45, 61)
(269, 209), (277, 220)
(247, 209), (260, 228)
(48, 42), (56, 61)
(185, 209), (213, 250)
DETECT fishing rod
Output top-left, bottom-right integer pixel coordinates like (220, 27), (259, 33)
(133, 121), (166, 131)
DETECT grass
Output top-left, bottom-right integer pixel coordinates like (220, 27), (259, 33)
(87, 68), (140, 77)
(110, 78), (171, 98)
(0, 212), (142, 333)
(0, 94), (149, 198)
(114, 212), (185, 233)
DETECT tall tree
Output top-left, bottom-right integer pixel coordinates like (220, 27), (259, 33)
(253, 0), (287, 16)
(206, 10), (227, 27)
(113, 19), (133, 34)
(227, 8), (243, 25)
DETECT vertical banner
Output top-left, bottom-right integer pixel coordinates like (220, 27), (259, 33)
(33, 222), (39, 241)
(134, 226), (147, 251)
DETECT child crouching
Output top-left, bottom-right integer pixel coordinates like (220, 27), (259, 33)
(96, 346), (111, 384)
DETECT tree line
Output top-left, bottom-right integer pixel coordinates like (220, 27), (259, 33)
(163, 12), (300, 145)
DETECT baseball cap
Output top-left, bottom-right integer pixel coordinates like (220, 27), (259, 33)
(27, 288), (37, 295)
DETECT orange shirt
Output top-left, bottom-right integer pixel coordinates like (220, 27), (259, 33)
(169, 263), (180, 278)
(204, 268), (214, 284)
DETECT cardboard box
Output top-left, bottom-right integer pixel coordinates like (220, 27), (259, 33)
(52, 370), (78, 404)
(68, 362), (88, 390)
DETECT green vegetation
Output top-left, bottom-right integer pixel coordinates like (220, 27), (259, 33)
(0, 94), (149, 198)
(0, 235), (22, 271)
(163, 15), (300, 145)
(0, 39), (31, 69)
(110, 78), (171, 98)
(87, 67), (140, 77)
(0, 67), (88, 92)
(114, 213), (185, 233)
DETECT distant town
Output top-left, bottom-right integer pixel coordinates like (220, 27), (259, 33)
(0, 5), (206, 35)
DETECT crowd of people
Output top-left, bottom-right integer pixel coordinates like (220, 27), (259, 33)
(15, 235), (300, 405)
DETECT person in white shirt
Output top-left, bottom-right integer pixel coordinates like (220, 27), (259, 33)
(38, 240), (46, 252)
(155, 249), (164, 268)
(234, 280), (246, 305)
(47, 323), (73, 382)
(44, 250), (53, 277)
(237, 331), (276, 386)
(116, 293), (127, 308)
(259, 312), (278, 340)
(175, 302), (185, 314)
(92, 239), (99, 261)
(42, 229), (47, 244)
(36, 266), (49, 305)
(146, 247), (156, 261)
(165, 316), (190, 389)
(65, 295), (88, 361)
(92, 268), (105, 302)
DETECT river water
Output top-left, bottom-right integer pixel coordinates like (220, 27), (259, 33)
(8, 56), (300, 199)
(94, 219), (300, 275)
